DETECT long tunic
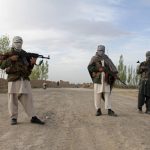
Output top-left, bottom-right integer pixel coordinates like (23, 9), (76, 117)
(8, 78), (32, 94)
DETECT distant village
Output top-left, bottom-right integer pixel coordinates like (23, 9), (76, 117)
(0, 78), (93, 93)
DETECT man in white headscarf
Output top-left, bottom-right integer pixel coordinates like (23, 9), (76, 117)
(88, 45), (118, 116)
(0, 36), (45, 125)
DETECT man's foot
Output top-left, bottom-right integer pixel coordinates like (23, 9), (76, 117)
(11, 118), (17, 125)
(138, 107), (142, 113)
(96, 108), (102, 116)
(108, 109), (117, 117)
(138, 110), (143, 113)
(31, 116), (45, 125)
(145, 110), (150, 114)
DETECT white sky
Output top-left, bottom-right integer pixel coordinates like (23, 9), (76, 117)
(0, 0), (150, 83)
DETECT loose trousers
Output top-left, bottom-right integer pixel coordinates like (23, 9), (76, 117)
(8, 93), (35, 119)
(94, 84), (111, 110)
(8, 79), (35, 119)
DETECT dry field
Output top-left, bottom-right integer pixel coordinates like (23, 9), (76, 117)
(0, 88), (150, 150)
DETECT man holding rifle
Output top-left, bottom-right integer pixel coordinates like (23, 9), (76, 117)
(88, 45), (118, 117)
(137, 51), (150, 114)
(0, 36), (46, 125)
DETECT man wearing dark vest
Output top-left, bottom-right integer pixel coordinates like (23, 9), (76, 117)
(88, 45), (118, 116)
(0, 36), (45, 125)
(137, 51), (150, 114)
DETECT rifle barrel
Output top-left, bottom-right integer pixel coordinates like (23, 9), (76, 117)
(39, 55), (50, 59)
(118, 78), (127, 86)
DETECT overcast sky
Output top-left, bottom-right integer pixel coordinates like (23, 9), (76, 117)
(0, 0), (150, 83)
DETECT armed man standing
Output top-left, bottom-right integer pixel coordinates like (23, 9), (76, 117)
(88, 45), (118, 116)
(0, 36), (45, 125)
(137, 51), (150, 114)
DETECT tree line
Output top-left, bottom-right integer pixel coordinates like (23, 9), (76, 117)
(0, 35), (49, 80)
(116, 55), (139, 88)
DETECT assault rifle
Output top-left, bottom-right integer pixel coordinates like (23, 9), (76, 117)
(25, 52), (50, 65)
(0, 50), (50, 66)
(104, 67), (127, 86)
(95, 62), (127, 86)
(137, 60), (150, 76)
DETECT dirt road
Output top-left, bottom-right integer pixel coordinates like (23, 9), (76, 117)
(0, 88), (150, 150)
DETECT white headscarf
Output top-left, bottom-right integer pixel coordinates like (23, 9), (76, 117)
(12, 36), (23, 51)
(97, 45), (105, 57)
(146, 51), (150, 61)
